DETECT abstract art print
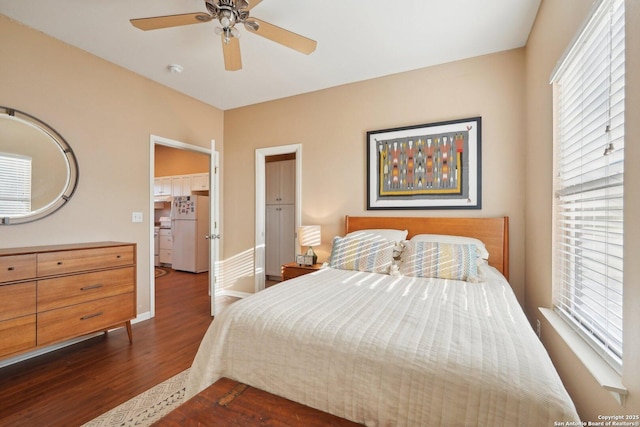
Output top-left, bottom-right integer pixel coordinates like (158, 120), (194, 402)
(366, 117), (481, 210)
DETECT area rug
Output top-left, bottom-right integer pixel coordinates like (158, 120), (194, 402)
(155, 267), (170, 278)
(82, 369), (189, 427)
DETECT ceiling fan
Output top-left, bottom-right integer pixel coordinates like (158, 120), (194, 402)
(130, 0), (317, 71)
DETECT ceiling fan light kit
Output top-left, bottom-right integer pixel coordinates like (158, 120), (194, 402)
(130, 0), (317, 71)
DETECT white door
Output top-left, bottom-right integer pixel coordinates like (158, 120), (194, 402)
(209, 149), (220, 316)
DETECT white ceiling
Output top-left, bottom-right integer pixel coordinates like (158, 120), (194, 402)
(0, 0), (541, 111)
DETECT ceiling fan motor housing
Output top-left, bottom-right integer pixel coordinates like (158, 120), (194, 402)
(206, 0), (251, 29)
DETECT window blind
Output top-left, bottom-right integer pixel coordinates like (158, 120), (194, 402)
(551, 0), (625, 372)
(0, 152), (32, 215)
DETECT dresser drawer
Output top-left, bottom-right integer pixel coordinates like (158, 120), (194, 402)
(0, 315), (36, 358)
(37, 245), (134, 277)
(0, 254), (37, 284)
(37, 293), (135, 346)
(37, 267), (135, 312)
(0, 242), (136, 361)
(0, 282), (36, 322)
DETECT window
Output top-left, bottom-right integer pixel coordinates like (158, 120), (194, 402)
(0, 152), (32, 215)
(551, 0), (625, 372)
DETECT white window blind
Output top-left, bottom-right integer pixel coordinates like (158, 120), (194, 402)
(551, 0), (625, 372)
(0, 152), (32, 215)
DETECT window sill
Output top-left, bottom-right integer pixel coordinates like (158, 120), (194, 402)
(539, 307), (628, 406)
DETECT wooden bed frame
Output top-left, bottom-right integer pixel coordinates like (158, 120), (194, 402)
(345, 216), (509, 280)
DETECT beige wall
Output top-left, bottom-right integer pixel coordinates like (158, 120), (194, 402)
(4, 0), (639, 418)
(223, 49), (527, 300)
(0, 16), (224, 317)
(525, 0), (640, 418)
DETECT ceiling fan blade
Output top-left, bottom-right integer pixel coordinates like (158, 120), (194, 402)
(247, 18), (316, 55)
(221, 35), (242, 71)
(130, 13), (212, 31)
(246, 0), (264, 11)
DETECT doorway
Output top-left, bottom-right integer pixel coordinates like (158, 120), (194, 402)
(149, 135), (219, 318)
(254, 144), (302, 292)
(265, 153), (296, 284)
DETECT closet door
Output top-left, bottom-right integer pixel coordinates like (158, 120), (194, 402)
(265, 162), (281, 205)
(279, 204), (295, 268)
(265, 205), (296, 277)
(266, 160), (295, 205)
(265, 159), (296, 279)
(278, 160), (296, 205)
(265, 205), (281, 277)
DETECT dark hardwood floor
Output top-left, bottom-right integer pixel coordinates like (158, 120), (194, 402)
(0, 269), (239, 426)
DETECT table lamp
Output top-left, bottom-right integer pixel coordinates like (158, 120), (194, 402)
(297, 225), (321, 266)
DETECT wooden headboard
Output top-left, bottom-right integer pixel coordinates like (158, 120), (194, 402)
(345, 216), (509, 280)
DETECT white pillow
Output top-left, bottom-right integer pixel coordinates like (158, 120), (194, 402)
(346, 229), (408, 242)
(409, 234), (490, 260)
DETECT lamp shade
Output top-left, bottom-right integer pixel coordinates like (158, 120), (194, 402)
(298, 225), (321, 247)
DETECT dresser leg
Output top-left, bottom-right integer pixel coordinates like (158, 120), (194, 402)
(125, 320), (133, 343)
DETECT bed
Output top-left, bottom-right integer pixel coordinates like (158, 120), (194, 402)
(185, 216), (580, 426)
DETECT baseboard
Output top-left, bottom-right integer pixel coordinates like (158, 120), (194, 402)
(0, 314), (151, 369)
(217, 290), (251, 299)
(135, 311), (152, 323)
(0, 305), (227, 369)
(0, 333), (105, 369)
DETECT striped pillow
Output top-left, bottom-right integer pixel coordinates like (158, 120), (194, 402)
(399, 241), (479, 281)
(329, 236), (395, 274)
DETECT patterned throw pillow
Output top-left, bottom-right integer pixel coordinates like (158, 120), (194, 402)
(399, 241), (479, 281)
(329, 236), (395, 274)
(409, 234), (490, 261)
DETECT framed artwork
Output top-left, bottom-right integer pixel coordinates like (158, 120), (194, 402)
(366, 117), (481, 210)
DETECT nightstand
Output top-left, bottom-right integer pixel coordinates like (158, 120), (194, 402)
(281, 262), (322, 281)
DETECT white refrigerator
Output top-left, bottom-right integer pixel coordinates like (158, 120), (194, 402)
(172, 195), (210, 273)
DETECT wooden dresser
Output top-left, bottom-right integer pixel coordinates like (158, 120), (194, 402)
(0, 242), (136, 360)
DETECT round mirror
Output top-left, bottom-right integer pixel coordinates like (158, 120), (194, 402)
(0, 106), (79, 225)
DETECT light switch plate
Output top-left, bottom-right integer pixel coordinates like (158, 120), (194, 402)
(132, 212), (143, 223)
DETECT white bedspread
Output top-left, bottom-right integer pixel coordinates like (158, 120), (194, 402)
(186, 267), (580, 426)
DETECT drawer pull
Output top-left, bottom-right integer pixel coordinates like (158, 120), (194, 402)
(7, 266), (15, 271)
(80, 312), (103, 321)
(80, 284), (104, 291)
(116, 255), (121, 259)
(57, 261), (63, 265)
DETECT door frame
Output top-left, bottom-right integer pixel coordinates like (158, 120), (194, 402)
(209, 150), (220, 316)
(149, 134), (218, 318)
(254, 144), (302, 292)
